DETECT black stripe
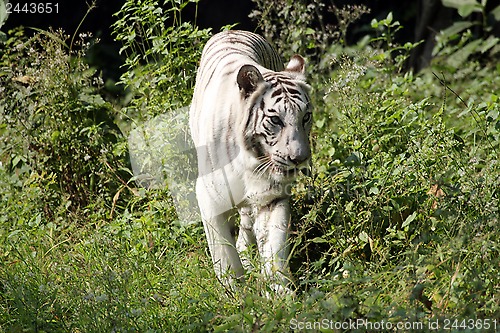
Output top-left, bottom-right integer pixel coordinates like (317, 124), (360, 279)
(271, 88), (283, 98)
(244, 100), (259, 133)
(285, 88), (300, 95)
(201, 30), (284, 73)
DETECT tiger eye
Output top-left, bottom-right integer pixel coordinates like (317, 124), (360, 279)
(270, 116), (284, 127)
(303, 112), (312, 124)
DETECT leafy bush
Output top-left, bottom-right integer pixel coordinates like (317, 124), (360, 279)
(0, 28), (128, 216)
(251, 0), (499, 322)
(250, 0), (370, 62)
(112, 0), (211, 122)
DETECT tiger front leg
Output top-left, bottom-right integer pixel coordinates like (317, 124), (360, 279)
(254, 198), (293, 293)
(236, 206), (256, 271)
(202, 211), (245, 288)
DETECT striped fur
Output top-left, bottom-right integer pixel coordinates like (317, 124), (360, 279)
(189, 30), (312, 292)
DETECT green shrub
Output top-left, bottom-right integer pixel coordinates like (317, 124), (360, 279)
(250, 0), (369, 62)
(112, 0), (211, 123)
(0, 28), (128, 216)
(252, 0), (499, 321)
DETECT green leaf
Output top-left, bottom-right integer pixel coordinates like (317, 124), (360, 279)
(305, 27), (315, 35)
(345, 201), (354, 212)
(438, 21), (475, 43)
(491, 43), (500, 56)
(359, 231), (369, 243)
(491, 4), (500, 21)
(487, 108), (499, 121)
(315, 117), (325, 129)
(12, 155), (22, 168)
(446, 38), (482, 67)
(0, 0), (8, 28)
(78, 93), (106, 106)
(311, 237), (328, 244)
(402, 211), (417, 228)
(441, 0), (482, 17)
(479, 35), (500, 53)
(386, 12), (393, 24)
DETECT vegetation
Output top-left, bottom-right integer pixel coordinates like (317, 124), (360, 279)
(1, 0), (498, 331)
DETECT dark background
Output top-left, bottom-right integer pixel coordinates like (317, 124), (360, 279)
(2, 0), (422, 42)
(3, 0), (500, 75)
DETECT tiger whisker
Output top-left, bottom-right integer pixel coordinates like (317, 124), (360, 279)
(253, 155), (270, 168)
(255, 155), (270, 163)
(253, 160), (269, 176)
(262, 161), (274, 179)
(253, 158), (273, 179)
(258, 162), (273, 180)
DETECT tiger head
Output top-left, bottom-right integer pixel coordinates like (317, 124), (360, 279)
(237, 55), (312, 181)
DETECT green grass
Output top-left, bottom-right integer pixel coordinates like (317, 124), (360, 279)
(1, 1), (499, 332)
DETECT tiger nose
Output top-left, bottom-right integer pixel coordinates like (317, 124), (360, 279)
(288, 146), (310, 166)
(289, 155), (308, 166)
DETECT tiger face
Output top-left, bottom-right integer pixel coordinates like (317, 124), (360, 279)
(238, 56), (312, 181)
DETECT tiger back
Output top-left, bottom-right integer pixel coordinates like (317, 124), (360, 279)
(189, 30), (312, 292)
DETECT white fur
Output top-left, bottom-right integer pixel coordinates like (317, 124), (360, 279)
(189, 31), (310, 292)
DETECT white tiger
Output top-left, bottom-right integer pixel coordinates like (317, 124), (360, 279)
(189, 30), (312, 292)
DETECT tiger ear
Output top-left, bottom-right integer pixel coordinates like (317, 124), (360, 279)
(285, 55), (306, 74)
(237, 65), (264, 98)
